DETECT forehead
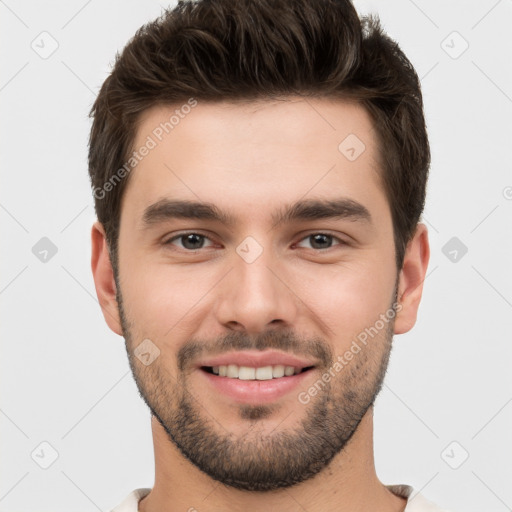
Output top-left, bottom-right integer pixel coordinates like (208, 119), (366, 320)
(121, 97), (387, 227)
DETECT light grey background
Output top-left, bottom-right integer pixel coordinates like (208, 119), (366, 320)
(1, 0), (511, 511)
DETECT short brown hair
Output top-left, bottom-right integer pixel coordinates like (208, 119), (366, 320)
(88, 0), (430, 272)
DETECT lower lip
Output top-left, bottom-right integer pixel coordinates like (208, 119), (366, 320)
(199, 368), (314, 404)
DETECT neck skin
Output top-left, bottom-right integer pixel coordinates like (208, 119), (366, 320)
(138, 407), (407, 512)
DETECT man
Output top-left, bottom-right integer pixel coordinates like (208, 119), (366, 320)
(89, 0), (452, 510)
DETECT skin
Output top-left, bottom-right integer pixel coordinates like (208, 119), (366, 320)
(91, 97), (430, 512)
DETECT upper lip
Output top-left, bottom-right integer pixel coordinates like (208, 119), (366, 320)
(197, 350), (317, 369)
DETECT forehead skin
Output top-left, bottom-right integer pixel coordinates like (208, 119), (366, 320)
(118, 97), (395, 286)
(121, 98), (389, 226)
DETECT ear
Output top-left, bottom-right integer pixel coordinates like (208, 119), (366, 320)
(394, 223), (430, 335)
(91, 221), (123, 335)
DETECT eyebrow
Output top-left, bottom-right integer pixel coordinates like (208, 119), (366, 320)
(140, 197), (372, 230)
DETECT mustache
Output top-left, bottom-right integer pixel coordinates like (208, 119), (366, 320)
(177, 329), (333, 371)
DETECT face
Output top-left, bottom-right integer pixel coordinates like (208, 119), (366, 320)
(113, 98), (400, 491)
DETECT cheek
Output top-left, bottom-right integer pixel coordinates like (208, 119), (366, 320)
(290, 255), (396, 341)
(119, 260), (221, 337)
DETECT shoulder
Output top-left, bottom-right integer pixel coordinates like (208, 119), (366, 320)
(386, 484), (457, 512)
(110, 488), (151, 512)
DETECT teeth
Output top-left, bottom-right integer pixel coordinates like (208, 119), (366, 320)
(272, 365), (285, 378)
(212, 364), (303, 380)
(284, 366), (295, 376)
(227, 364), (238, 378)
(239, 366), (256, 380)
(255, 366), (273, 380)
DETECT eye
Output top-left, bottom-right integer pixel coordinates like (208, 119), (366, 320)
(164, 232), (215, 251)
(295, 233), (344, 250)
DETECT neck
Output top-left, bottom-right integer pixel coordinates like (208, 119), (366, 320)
(139, 408), (406, 512)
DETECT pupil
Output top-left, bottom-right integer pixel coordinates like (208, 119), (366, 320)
(311, 234), (331, 249)
(183, 234), (203, 250)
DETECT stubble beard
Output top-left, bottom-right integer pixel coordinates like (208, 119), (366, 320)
(115, 275), (396, 491)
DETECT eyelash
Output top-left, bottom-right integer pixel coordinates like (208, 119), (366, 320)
(163, 231), (347, 252)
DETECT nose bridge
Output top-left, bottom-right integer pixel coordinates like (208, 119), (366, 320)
(214, 239), (297, 332)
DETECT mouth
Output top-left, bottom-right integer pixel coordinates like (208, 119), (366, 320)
(201, 364), (315, 380)
(196, 351), (318, 404)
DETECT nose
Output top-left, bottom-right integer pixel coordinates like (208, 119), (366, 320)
(213, 245), (299, 334)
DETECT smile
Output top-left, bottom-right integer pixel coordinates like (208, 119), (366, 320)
(202, 364), (314, 380)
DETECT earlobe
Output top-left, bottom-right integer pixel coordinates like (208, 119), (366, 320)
(394, 223), (430, 335)
(90, 221), (123, 335)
